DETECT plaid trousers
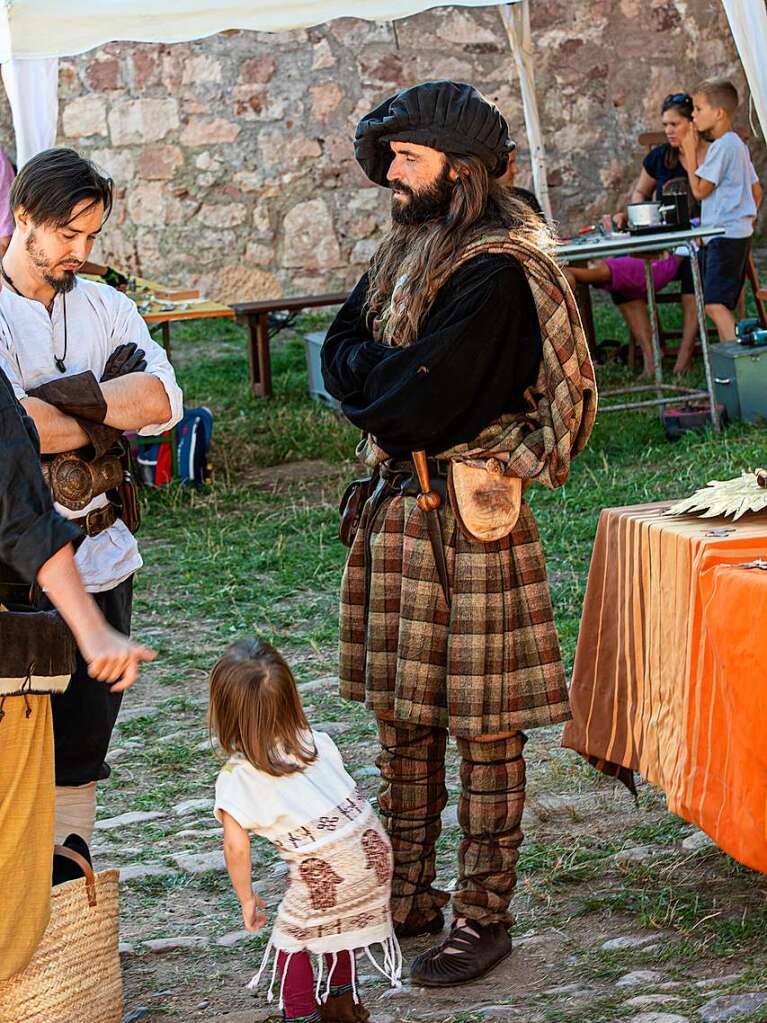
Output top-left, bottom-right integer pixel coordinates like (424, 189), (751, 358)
(376, 719), (526, 928)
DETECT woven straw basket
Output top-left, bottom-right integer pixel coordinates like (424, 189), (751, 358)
(0, 847), (123, 1023)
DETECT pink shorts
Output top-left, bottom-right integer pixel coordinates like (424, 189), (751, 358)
(604, 254), (682, 300)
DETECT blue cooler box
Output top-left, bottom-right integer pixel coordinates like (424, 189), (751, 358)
(711, 342), (767, 424)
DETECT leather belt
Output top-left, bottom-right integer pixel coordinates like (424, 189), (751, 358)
(70, 503), (118, 538)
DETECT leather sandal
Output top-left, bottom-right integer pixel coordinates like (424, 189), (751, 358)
(394, 908), (445, 939)
(409, 917), (511, 987)
(319, 989), (370, 1022)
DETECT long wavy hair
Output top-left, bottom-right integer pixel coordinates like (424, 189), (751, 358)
(364, 152), (554, 347)
(208, 637), (317, 777)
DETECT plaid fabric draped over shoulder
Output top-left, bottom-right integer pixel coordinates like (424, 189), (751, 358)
(431, 232), (597, 483)
(339, 231), (597, 737)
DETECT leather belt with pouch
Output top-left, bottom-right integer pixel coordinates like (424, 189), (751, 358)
(41, 445), (141, 536)
(41, 450), (123, 511)
(448, 455), (523, 543)
(337, 455), (523, 547)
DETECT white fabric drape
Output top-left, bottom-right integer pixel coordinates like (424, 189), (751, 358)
(1, 57), (58, 166)
(720, 0), (767, 145)
(498, 1), (552, 224)
(0, 0), (506, 60)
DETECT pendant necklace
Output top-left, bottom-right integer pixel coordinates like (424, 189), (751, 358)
(0, 262), (69, 373)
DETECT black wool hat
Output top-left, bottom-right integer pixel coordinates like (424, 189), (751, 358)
(354, 80), (515, 187)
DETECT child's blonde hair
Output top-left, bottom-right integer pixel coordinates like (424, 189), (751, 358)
(208, 638), (317, 776)
(694, 78), (739, 115)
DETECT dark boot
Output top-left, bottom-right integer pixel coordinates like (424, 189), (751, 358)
(375, 719), (450, 936)
(394, 908), (445, 939)
(319, 990), (370, 1022)
(409, 917), (511, 987)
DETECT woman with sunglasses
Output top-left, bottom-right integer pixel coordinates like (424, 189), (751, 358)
(615, 92), (708, 374)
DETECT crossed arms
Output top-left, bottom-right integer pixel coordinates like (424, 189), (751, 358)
(23, 373), (172, 454)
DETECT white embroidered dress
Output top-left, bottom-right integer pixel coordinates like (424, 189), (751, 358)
(214, 729), (400, 1001)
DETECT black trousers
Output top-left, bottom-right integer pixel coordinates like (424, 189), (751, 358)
(40, 576), (133, 786)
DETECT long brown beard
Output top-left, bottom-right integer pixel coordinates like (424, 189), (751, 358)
(364, 155), (555, 347)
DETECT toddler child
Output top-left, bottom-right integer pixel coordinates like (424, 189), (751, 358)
(679, 77), (762, 359)
(209, 638), (399, 1023)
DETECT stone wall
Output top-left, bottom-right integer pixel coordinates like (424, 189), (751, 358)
(0, 2), (760, 302)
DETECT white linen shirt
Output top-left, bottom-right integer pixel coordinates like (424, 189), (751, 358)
(214, 730), (356, 839)
(0, 276), (183, 592)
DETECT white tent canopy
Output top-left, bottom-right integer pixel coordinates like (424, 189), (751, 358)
(0, 0), (506, 61)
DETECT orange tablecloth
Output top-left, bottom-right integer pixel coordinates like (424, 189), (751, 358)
(562, 502), (767, 872)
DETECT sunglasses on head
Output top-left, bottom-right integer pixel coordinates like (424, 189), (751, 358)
(662, 92), (693, 113)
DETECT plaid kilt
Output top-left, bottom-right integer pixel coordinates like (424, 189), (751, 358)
(339, 491), (570, 737)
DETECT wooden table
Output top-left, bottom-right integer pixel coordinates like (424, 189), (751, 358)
(562, 502), (767, 873)
(130, 276), (235, 363)
(231, 292), (348, 398)
(557, 226), (725, 431)
(82, 271), (235, 364)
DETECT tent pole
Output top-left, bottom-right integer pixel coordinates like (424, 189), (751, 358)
(498, 1), (553, 225)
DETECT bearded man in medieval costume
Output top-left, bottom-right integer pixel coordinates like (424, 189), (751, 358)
(321, 81), (596, 987)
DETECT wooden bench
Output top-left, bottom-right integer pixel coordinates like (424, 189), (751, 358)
(231, 292), (348, 398)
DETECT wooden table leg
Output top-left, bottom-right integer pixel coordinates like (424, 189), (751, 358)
(246, 312), (273, 398)
(161, 320), (172, 363)
(256, 312), (272, 398)
(574, 277), (597, 353)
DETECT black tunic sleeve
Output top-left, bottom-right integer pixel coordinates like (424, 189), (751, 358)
(321, 253), (542, 457)
(0, 367), (80, 582)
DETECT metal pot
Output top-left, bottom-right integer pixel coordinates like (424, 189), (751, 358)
(626, 201), (663, 229)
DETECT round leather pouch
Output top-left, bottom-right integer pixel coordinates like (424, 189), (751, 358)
(448, 458), (523, 543)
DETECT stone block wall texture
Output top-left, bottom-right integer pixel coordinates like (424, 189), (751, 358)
(0, 1), (761, 302)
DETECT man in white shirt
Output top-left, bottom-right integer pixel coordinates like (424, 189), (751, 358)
(0, 148), (183, 842)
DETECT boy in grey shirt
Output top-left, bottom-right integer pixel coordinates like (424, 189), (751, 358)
(678, 78), (761, 353)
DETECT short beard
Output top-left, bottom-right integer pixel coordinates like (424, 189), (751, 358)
(45, 270), (76, 295)
(25, 231), (77, 294)
(390, 163), (455, 225)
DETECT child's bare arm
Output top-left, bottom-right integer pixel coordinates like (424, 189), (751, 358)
(753, 181), (763, 208)
(680, 129), (715, 200)
(220, 810), (267, 931)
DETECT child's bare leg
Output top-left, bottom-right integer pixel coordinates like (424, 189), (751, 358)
(705, 303), (736, 343)
(673, 294), (699, 374)
(618, 300), (655, 377)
